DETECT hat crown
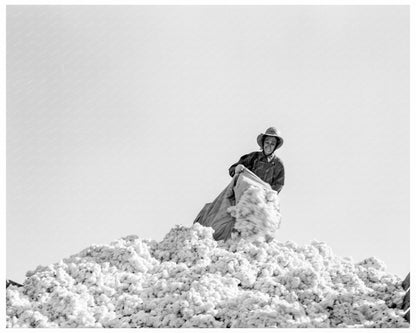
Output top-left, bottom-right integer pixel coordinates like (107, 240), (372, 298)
(264, 127), (280, 136)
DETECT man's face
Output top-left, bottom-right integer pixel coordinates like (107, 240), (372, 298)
(263, 136), (278, 155)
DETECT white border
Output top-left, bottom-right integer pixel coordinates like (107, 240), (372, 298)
(409, 2), (414, 331)
(1, 0), (415, 5)
(1, 1), (413, 332)
(1, 0), (7, 329)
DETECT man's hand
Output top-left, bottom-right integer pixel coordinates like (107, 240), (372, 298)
(235, 164), (245, 174)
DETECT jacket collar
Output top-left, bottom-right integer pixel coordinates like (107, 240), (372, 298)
(261, 151), (276, 162)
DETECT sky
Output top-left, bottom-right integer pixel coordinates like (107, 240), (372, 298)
(6, 5), (410, 282)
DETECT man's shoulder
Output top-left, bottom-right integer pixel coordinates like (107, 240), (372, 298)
(273, 155), (284, 166)
(241, 151), (261, 159)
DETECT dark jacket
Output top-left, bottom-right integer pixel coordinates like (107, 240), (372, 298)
(229, 151), (285, 193)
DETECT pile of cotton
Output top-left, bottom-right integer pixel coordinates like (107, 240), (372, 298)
(6, 189), (409, 328)
(6, 225), (409, 328)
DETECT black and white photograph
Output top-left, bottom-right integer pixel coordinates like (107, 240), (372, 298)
(4, 1), (413, 329)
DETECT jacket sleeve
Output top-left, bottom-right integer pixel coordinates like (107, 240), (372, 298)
(229, 152), (256, 177)
(271, 161), (285, 193)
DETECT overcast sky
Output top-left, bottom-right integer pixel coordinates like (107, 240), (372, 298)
(6, 5), (409, 282)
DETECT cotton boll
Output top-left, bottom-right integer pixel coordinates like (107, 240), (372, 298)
(115, 294), (144, 316)
(6, 287), (32, 320)
(153, 224), (217, 267)
(184, 314), (223, 328)
(208, 249), (258, 287)
(357, 257), (387, 271)
(227, 206), (237, 217)
(15, 309), (51, 328)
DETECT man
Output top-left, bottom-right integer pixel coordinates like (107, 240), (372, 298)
(229, 127), (285, 193)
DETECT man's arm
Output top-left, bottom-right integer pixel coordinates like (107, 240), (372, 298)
(271, 163), (285, 193)
(229, 152), (256, 177)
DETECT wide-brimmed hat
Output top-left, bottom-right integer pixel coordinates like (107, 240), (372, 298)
(257, 127), (284, 150)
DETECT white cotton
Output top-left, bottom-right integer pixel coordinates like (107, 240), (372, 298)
(6, 189), (409, 328)
(230, 186), (281, 241)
